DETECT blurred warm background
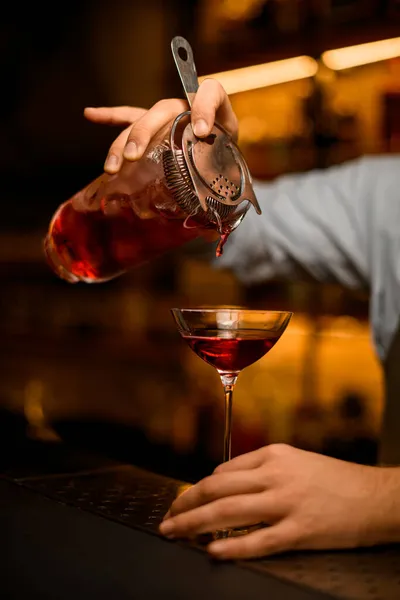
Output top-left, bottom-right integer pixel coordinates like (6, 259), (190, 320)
(2, 0), (399, 481)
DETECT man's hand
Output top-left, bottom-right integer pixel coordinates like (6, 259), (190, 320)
(84, 78), (238, 175)
(159, 444), (400, 560)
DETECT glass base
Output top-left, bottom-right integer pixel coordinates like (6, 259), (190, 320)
(214, 523), (264, 540)
(195, 523), (265, 546)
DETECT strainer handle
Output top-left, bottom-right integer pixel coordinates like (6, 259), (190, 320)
(171, 36), (199, 108)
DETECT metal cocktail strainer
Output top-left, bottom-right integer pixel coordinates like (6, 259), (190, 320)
(163, 37), (261, 234)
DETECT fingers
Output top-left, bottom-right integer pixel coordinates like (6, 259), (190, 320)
(84, 106), (147, 126)
(103, 98), (189, 173)
(214, 447), (267, 474)
(160, 493), (271, 537)
(103, 126), (132, 173)
(191, 78), (238, 140)
(168, 470), (265, 517)
(207, 520), (300, 560)
(122, 98), (188, 161)
(102, 98), (188, 172)
(85, 84), (238, 177)
(84, 106), (148, 174)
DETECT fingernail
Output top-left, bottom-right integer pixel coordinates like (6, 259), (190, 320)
(159, 520), (175, 536)
(104, 154), (119, 171)
(208, 541), (228, 557)
(193, 119), (208, 137)
(124, 141), (138, 159)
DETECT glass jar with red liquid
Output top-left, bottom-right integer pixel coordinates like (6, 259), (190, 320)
(44, 38), (261, 284)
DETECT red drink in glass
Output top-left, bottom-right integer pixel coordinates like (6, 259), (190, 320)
(183, 330), (281, 373)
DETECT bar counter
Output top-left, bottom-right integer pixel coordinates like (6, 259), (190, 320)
(3, 445), (400, 600)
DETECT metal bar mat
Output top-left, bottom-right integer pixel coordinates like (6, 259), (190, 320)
(16, 465), (400, 600)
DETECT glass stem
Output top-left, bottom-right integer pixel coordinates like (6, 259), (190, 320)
(220, 373), (238, 463)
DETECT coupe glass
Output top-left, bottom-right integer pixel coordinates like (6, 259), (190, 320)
(171, 308), (292, 535)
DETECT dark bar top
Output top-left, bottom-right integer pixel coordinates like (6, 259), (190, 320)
(2, 443), (400, 600)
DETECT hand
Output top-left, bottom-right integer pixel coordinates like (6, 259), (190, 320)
(159, 444), (395, 560)
(84, 78), (238, 174)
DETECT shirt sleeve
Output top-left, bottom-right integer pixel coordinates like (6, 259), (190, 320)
(215, 154), (400, 360)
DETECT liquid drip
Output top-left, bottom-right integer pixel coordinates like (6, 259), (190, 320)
(216, 232), (230, 257)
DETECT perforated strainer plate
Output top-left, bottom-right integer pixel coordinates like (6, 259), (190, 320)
(181, 120), (261, 215)
(187, 130), (242, 201)
(209, 173), (240, 200)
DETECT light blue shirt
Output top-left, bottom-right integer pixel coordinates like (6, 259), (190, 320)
(217, 155), (400, 361)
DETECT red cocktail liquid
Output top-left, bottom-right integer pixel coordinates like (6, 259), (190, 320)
(183, 330), (281, 372)
(45, 189), (199, 283)
(44, 171), (234, 283)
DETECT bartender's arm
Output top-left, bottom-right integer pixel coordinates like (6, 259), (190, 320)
(85, 80), (400, 360)
(85, 80), (400, 559)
